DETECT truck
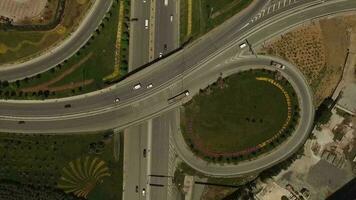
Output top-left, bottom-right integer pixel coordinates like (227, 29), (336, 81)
(271, 61), (285, 70)
(168, 90), (190, 104)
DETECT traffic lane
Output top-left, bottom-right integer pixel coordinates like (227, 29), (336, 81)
(0, 58), (185, 117)
(0, 85), (179, 133)
(174, 58), (314, 176)
(246, 0), (348, 46)
(123, 125), (144, 200)
(130, 0), (151, 69)
(148, 112), (175, 200)
(0, 0), (113, 81)
(150, 113), (170, 176)
(138, 123), (148, 200)
(0, 57), (304, 134)
(0, 0), (270, 116)
(0, 0), (345, 117)
(154, 0), (177, 58)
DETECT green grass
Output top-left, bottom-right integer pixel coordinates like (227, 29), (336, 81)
(180, 0), (253, 43)
(0, 131), (123, 200)
(181, 69), (300, 159)
(0, 0), (130, 99)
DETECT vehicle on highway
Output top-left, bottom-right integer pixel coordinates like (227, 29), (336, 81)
(147, 83), (153, 89)
(133, 83), (142, 90)
(18, 121), (25, 124)
(131, 18), (138, 21)
(142, 188), (146, 196)
(64, 104), (71, 108)
(168, 90), (190, 104)
(164, 0), (168, 6)
(239, 43), (247, 48)
(164, 44), (167, 50)
(115, 98), (120, 102)
(159, 52), (163, 58)
(271, 61), (286, 70)
(170, 14), (173, 22)
(144, 19), (149, 29)
(136, 186), (139, 193)
(143, 149), (147, 157)
(143, 0), (146, 3)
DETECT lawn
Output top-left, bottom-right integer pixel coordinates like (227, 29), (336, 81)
(180, 0), (253, 43)
(0, 131), (123, 200)
(0, 0), (130, 99)
(0, 0), (93, 65)
(181, 69), (300, 161)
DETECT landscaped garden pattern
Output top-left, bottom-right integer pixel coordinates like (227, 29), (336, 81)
(0, 0), (130, 99)
(0, 131), (123, 200)
(180, 0), (253, 43)
(181, 69), (300, 163)
(0, 0), (93, 65)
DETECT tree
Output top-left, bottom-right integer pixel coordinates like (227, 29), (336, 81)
(2, 81), (9, 88)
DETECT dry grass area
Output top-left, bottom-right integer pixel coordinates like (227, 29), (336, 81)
(200, 186), (236, 200)
(259, 15), (354, 106)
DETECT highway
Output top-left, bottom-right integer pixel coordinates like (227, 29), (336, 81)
(0, 0), (354, 176)
(124, 0), (179, 199)
(129, 0), (150, 69)
(0, 0), (349, 124)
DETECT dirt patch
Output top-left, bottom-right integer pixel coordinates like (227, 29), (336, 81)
(259, 15), (352, 106)
(200, 186), (236, 200)
(47, 79), (94, 92)
(21, 52), (93, 92)
(0, 0), (47, 22)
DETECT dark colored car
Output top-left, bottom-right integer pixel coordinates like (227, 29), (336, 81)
(143, 149), (147, 158)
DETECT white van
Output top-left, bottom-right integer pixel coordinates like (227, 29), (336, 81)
(144, 19), (149, 29)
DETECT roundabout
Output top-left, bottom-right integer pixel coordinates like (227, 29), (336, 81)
(181, 68), (300, 162)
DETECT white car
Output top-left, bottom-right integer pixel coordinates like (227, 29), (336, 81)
(144, 19), (149, 29)
(114, 98), (120, 102)
(143, 0), (146, 3)
(239, 43), (247, 49)
(147, 83), (153, 89)
(185, 91), (190, 96)
(159, 52), (163, 58)
(133, 83), (142, 90)
(142, 188), (146, 196)
(170, 15), (173, 22)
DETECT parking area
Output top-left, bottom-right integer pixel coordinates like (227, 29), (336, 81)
(0, 0), (47, 22)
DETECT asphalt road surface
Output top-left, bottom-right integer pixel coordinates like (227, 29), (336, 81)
(129, 0), (151, 69)
(171, 56), (315, 177)
(0, 0), (351, 127)
(123, 123), (148, 200)
(0, 0), (353, 176)
(125, 0), (179, 199)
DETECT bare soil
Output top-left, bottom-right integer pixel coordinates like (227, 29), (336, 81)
(259, 14), (354, 106)
(200, 186), (236, 200)
(21, 52), (93, 92)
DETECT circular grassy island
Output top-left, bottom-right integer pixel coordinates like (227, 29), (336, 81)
(181, 69), (300, 163)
